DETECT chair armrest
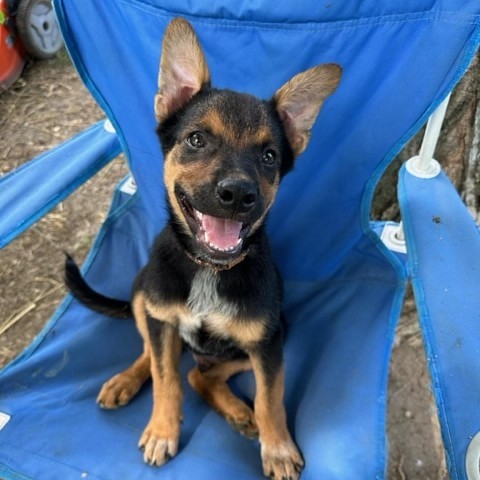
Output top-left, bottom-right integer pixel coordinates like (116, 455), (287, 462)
(0, 120), (122, 249)
(398, 165), (480, 477)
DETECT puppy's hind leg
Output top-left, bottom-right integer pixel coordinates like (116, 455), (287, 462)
(97, 290), (152, 409)
(188, 357), (258, 439)
(97, 348), (151, 409)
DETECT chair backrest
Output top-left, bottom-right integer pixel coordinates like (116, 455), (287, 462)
(54, 0), (480, 283)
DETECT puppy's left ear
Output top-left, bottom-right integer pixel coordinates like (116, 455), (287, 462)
(274, 64), (342, 157)
(155, 18), (211, 123)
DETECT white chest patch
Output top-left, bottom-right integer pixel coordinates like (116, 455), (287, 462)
(179, 269), (238, 350)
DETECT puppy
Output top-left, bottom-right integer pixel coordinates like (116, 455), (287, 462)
(65, 18), (341, 480)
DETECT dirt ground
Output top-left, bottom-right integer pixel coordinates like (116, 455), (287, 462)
(0, 54), (447, 479)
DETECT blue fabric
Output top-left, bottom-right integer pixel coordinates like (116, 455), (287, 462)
(0, 183), (405, 480)
(0, 0), (478, 479)
(0, 121), (122, 249)
(398, 166), (480, 480)
(55, 0), (480, 282)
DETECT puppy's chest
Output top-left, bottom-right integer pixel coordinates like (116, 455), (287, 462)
(178, 269), (238, 349)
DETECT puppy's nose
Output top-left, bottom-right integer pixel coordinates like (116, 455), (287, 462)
(216, 178), (257, 213)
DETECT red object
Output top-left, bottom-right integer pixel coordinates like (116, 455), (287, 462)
(0, 0), (26, 90)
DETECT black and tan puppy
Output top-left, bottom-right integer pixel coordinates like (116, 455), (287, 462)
(65, 18), (341, 480)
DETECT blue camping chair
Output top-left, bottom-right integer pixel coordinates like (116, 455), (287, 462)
(0, 1), (479, 479)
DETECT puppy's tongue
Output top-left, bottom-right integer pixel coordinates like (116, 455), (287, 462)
(201, 214), (242, 251)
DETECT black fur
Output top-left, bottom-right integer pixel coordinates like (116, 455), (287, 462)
(138, 224), (197, 305)
(147, 313), (167, 374)
(64, 254), (132, 319)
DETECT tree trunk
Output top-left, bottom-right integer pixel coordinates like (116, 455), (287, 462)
(372, 51), (480, 221)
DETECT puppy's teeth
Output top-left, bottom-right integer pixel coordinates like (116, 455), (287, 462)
(203, 237), (242, 253)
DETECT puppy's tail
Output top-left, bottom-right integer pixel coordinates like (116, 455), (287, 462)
(64, 254), (132, 319)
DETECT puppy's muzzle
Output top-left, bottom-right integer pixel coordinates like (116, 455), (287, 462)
(216, 178), (258, 214)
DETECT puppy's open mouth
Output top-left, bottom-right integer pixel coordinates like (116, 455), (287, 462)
(179, 195), (251, 256)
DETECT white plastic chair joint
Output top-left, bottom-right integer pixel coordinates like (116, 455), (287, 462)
(120, 176), (137, 195)
(0, 412), (11, 431)
(380, 222), (407, 254)
(103, 119), (116, 134)
(405, 155), (441, 179)
(466, 431), (480, 480)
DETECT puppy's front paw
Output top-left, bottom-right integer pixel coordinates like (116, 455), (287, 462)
(139, 424), (179, 467)
(261, 442), (304, 480)
(97, 373), (142, 409)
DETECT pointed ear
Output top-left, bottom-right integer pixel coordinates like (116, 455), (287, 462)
(154, 18), (211, 122)
(274, 64), (342, 157)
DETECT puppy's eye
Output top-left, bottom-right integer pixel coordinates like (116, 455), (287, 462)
(186, 132), (206, 149)
(262, 149), (276, 166)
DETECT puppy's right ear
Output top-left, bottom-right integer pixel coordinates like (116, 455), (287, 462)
(155, 18), (211, 123)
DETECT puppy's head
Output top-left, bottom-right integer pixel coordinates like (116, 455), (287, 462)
(155, 18), (341, 268)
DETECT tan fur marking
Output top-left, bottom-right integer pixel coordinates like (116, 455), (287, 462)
(200, 111), (274, 148)
(250, 180), (279, 234)
(163, 148), (189, 233)
(145, 298), (187, 327)
(206, 313), (267, 347)
(132, 291), (148, 338)
(175, 158), (218, 188)
(163, 146), (218, 235)
(255, 125), (275, 146)
(200, 109), (229, 139)
(249, 355), (304, 479)
(148, 324), (183, 425)
(258, 169), (280, 223)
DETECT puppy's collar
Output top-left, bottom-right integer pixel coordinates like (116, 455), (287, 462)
(185, 248), (250, 273)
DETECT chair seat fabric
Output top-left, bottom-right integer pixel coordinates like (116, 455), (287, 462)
(0, 183), (405, 479)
